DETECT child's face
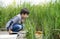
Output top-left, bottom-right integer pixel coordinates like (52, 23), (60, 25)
(21, 13), (29, 19)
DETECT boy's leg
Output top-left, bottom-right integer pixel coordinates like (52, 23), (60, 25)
(11, 24), (23, 32)
(7, 24), (23, 34)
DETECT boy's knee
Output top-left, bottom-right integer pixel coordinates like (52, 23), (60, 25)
(19, 25), (23, 30)
(12, 24), (23, 32)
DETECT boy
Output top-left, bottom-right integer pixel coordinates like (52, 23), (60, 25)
(6, 8), (29, 34)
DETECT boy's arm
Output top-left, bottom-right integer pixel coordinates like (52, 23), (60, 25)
(6, 21), (13, 34)
(8, 28), (13, 34)
(6, 20), (13, 31)
(8, 21), (13, 29)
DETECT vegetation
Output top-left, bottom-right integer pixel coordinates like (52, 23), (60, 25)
(0, 0), (60, 39)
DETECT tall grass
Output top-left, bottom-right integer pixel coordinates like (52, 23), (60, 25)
(0, 0), (60, 39)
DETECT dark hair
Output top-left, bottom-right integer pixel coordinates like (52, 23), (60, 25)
(20, 8), (29, 15)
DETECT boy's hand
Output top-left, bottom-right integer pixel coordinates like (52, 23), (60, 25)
(8, 29), (13, 34)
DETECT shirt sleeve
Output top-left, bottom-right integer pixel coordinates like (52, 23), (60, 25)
(6, 21), (13, 30)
